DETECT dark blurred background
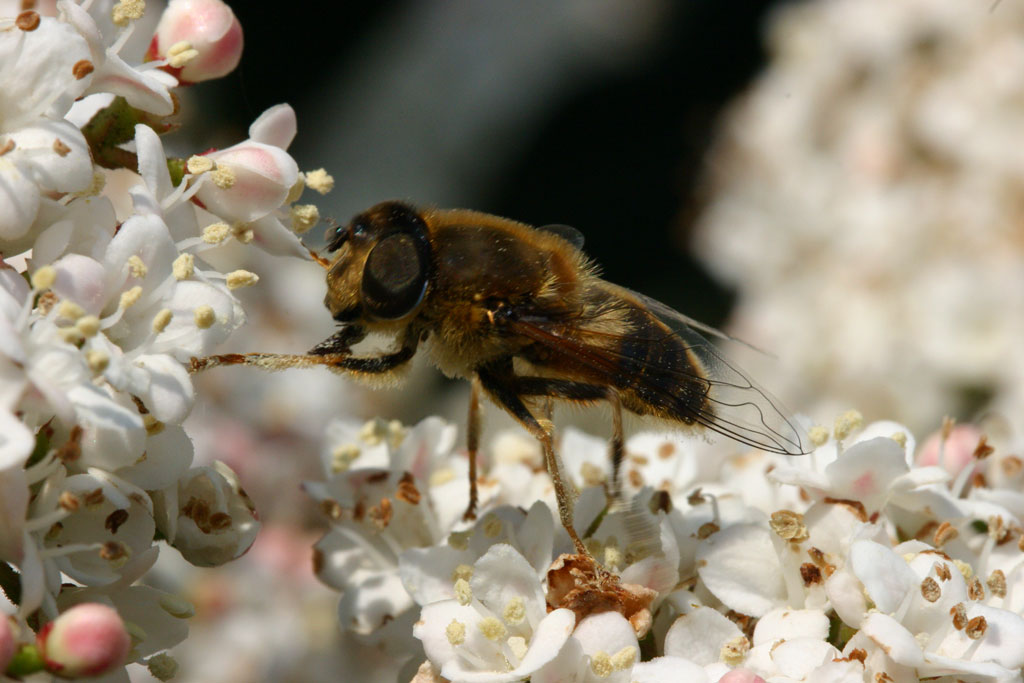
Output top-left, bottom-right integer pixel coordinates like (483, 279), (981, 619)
(193, 0), (784, 327)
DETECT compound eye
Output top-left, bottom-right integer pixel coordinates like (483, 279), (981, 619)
(360, 232), (430, 319)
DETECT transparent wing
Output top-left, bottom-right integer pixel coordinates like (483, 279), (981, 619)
(510, 282), (808, 456)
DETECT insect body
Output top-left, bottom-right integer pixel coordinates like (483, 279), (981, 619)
(191, 201), (806, 552)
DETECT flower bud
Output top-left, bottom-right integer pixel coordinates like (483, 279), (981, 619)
(916, 424), (983, 476)
(37, 604), (131, 678)
(192, 141), (299, 223)
(148, 0), (243, 83)
(718, 670), (767, 683)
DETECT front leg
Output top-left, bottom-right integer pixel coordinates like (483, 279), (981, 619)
(308, 325), (368, 355)
(189, 327), (418, 382)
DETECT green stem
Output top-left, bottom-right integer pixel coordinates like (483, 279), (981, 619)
(7, 644), (45, 677)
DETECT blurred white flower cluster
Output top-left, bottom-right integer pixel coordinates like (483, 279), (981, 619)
(309, 412), (1024, 682)
(693, 0), (1024, 432)
(0, 0), (329, 678)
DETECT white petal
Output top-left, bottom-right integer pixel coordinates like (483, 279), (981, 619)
(0, 407), (34, 471)
(767, 463), (830, 491)
(118, 424), (194, 491)
(770, 638), (841, 680)
(395, 416), (458, 479)
(0, 17), (90, 125)
(0, 160), (42, 244)
(8, 119), (92, 194)
(852, 420), (916, 463)
(513, 500), (555, 577)
(101, 213), (176, 313)
(248, 214), (309, 258)
(824, 568), (868, 629)
(132, 354), (194, 424)
(920, 652), (1018, 680)
(458, 608), (577, 683)
(338, 569), (413, 634)
(932, 603), (1024, 670)
(30, 195), (116, 264)
(134, 124), (174, 203)
(572, 611), (638, 657)
(860, 613), (924, 668)
(663, 606), (742, 665)
(51, 253), (107, 314)
(85, 53), (175, 115)
(150, 280), (245, 359)
(71, 383), (146, 471)
(752, 608), (829, 646)
(13, 532), (45, 616)
(630, 656), (709, 683)
(697, 523), (786, 617)
(399, 544), (470, 606)
(471, 544), (546, 626)
(824, 437), (908, 511)
(248, 104), (297, 149)
(530, 635), (585, 683)
(849, 540), (916, 614)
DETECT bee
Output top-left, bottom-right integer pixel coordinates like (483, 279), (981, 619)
(191, 201), (806, 553)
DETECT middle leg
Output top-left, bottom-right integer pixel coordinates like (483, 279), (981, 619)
(515, 377), (626, 502)
(476, 365), (588, 554)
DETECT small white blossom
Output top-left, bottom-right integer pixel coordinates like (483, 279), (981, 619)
(413, 543), (576, 682)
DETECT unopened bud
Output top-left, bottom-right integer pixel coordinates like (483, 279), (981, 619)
(149, 0), (243, 83)
(37, 604), (131, 678)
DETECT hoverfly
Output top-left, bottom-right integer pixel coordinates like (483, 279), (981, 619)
(190, 201), (807, 553)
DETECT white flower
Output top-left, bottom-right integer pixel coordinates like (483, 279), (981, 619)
(308, 417), (465, 635)
(55, 547), (191, 663)
(37, 467), (156, 585)
(191, 105), (308, 258)
(770, 423), (959, 520)
(842, 539), (1024, 679)
(413, 543), (576, 682)
(692, 0), (1024, 434)
(153, 461), (260, 567)
(400, 501), (555, 608)
(696, 523), (787, 618)
(0, 13), (94, 249)
(59, 0), (176, 116)
(533, 611), (640, 683)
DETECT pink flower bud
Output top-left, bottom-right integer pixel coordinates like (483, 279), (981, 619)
(0, 616), (15, 673)
(192, 141), (299, 223)
(37, 603), (131, 678)
(148, 0), (243, 84)
(719, 670), (767, 683)
(916, 424), (983, 476)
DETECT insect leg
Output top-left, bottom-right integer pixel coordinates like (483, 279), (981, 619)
(464, 377), (482, 521)
(189, 344), (416, 380)
(607, 389), (624, 502)
(476, 364), (587, 555)
(514, 378), (624, 502)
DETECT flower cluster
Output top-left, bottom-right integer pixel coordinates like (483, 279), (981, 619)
(692, 0), (1024, 434)
(309, 412), (1024, 681)
(0, 0), (331, 678)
